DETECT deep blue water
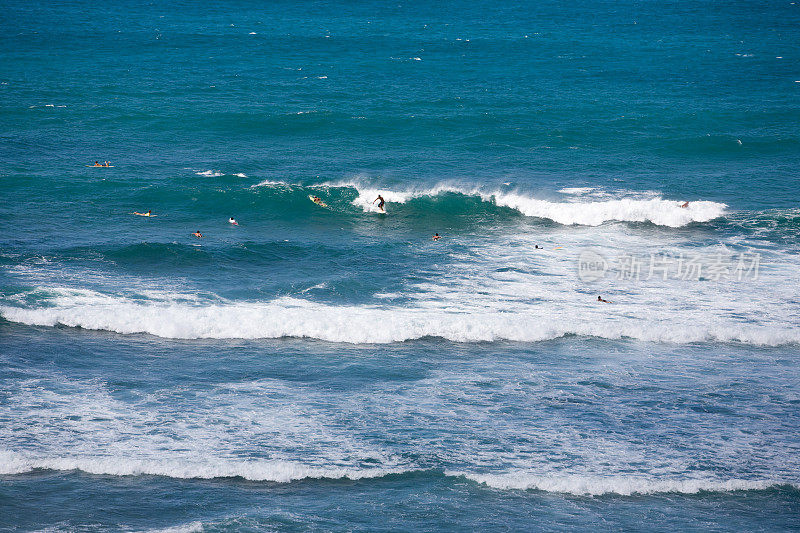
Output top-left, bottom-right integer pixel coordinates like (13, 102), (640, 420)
(1, 0), (800, 531)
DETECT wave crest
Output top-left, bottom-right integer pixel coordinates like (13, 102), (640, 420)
(253, 179), (726, 226)
(2, 292), (797, 346)
(0, 450), (401, 483)
(452, 471), (795, 496)
(1, 450), (792, 496)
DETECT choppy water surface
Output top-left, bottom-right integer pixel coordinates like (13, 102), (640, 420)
(1, 0), (799, 530)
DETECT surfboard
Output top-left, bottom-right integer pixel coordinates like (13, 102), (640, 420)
(309, 195), (328, 207)
(86, 165), (114, 167)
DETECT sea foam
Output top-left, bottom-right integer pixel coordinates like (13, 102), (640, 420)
(195, 170), (224, 177)
(255, 179), (726, 226)
(2, 291), (797, 346)
(453, 471), (793, 496)
(0, 449), (791, 496)
(0, 449), (402, 483)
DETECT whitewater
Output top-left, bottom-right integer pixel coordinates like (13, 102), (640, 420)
(1, 181), (795, 346)
(2, 0), (800, 530)
(254, 179), (728, 226)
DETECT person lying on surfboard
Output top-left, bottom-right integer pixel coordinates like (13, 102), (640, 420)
(373, 195), (385, 212)
(193, 230), (203, 238)
(433, 233), (441, 241)
(309, 195), (329, 207)
(597, 296), (611, 303)
(133, 210), (153, 217)
(228, 217), (238, 225)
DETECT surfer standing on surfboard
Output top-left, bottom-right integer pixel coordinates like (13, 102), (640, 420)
(373, 195), (385, 212)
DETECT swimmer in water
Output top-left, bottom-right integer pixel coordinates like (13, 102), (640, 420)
(433, 233), (441, 241)
(193, 230), (203, 238)
(229, 217), (238, 225)
(133, 210), (153, 217)
(373, 195), (385, 212)
(597, 296), (611, 303)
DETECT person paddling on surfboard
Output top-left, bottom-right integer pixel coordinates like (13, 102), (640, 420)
(193, 230), (203, 238)
(433, 233), (441, 241)
(133, 210), (153, 217)
(597, 295), (611, 303)
(229, 217), (238, 225)
(373, 195), (385, 212)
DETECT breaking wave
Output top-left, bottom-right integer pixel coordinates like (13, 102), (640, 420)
(2, 290), (797, 346)
(0, 450), (793, 496)
(452, 471), (797, 496)
(252, 179), (727, 227)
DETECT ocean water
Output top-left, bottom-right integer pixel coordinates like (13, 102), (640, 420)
(1, 0), (800, 531)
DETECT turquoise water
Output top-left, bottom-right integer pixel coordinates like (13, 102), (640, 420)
(2, 1), (800, 531)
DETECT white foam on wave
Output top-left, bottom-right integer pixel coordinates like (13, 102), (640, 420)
(454, 471), (791, 496)
(139, 522), (204, 533)
(326, 180), (726, 226)
(344, 182), (444, 213)
(1, 449), (790, 496)
(248, 177), (723, 227)
(1, 288), (798, 346)
(195, 170), (224, 178)
(558, 186), (597, 195)
(490, 192), (724, 227)
(251, 178), (292, 187)
(0, 449), (401, 483)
